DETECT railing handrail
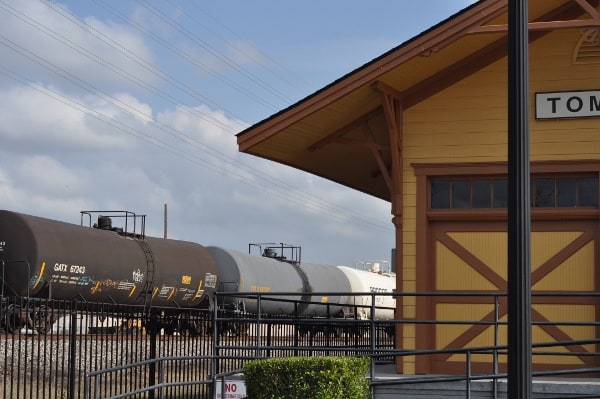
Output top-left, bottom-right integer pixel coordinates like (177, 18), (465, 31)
(3, 291), (600, 399)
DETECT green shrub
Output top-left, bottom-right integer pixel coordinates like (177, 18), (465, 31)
(243, 356), (370, 399)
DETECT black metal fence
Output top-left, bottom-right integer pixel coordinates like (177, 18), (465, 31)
(2, 292), (600, 399)
(0, 293), (395, 399)
(0, 297), (213, 399)
(212, 292), (395, 380)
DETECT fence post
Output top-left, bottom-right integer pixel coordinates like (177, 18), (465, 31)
(293, 301), (299, 357)
(466, 351), (471, 399)
(493, 295), (500, 399)
(148, 309), (158, 399)
(211, 294), (219, 399)
(68, 300), (78, 399)
(256, 294), (262, 358)
(370, 293), (376, 398)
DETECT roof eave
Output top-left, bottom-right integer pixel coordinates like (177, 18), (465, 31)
(237, 0), (506, 152)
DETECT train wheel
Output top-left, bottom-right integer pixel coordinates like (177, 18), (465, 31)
(31, 305), (53, 334)
(185, 320), (205, 337)
(5, 304), (23, 333)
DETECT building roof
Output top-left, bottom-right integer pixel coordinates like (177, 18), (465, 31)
(237, 0), (598, 201)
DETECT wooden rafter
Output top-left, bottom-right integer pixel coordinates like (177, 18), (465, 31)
(363, 124), (393, 192)
(306, 107), (381, 152)
(469, 0), (600, 34)
(330, 136), (388, 153)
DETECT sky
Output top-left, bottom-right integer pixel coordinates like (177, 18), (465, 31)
(0, 0), (478, 267)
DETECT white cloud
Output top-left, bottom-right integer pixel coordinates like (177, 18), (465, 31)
(156, 104), (240, 150)
(0, 0), (157, 94)
(16, 155), (85, 193)
(0, 84), (134, 152)
(108, 92), (154, 124)
(0, 0), (396, 267)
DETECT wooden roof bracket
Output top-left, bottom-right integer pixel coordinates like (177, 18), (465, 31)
(373, 81), (403, 218)
(374, 81), (404, 333)
(364, 121), (393, 192)
(306, 108), (381, 152)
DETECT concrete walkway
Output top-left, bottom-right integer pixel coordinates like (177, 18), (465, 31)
(371, 364), (600, 399)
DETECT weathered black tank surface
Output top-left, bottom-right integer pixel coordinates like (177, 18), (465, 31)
(0, 210), (218, 307)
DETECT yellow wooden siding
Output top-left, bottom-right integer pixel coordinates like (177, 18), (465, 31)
(530, 28), (600, 162)
(439, 305), (596, 366)
(432, 227), (595, 368)
(534, 304), (597, 357)
(400, 30), (600, 260)
(448, 232), (508, 282)
(531, 231), (582, 270)
(436, 241), (498, 291)
(399, 27), (599, 373)
(531, 326), (585, 365)
(533, 240), (596, 291)
(403, 266), (416, 281)
(401, 28), (600, 166)
(445, 322), (588, 366)
(435, 231), (594, 290)
(436, 303), (497, 349)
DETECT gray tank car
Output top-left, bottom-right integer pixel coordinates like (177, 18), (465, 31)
(0, 210), (218, 307)
(207, 246), (352, 317)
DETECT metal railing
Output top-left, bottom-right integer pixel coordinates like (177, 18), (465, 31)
(84, 356), (213, 399)
(2, 291), (600, 399)
(212, 291), (600, 399)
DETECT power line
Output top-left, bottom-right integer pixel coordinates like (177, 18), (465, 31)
(0, 1), (393, 232)
(42, 0), (248, 131)
(0, 65), (392, 232)
(0, 0), (242, 133)
(135, 0), (297, 105)
(167, 0), (317, 96)
(89, 0), (284, 112)
(0, 26), (391, 232)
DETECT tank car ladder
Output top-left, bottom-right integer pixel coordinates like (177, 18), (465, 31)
(135, 238), (155, 309)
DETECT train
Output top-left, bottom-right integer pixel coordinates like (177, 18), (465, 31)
(0, 209), (396, 332)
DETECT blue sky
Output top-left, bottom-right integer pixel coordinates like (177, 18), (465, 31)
(0, 0), (477, 266)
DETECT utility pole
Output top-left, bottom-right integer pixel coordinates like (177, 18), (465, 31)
(163, 203), (168, 239)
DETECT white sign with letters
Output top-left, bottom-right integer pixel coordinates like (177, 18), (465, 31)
(535, 90), (600, 119)
(215, 379), (246, 399)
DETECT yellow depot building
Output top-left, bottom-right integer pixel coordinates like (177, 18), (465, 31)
(237, 0), (600, 375)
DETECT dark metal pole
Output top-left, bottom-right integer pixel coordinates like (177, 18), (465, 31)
(163, 203), (167, 239)
(507, 1), (532, 398)
(148, 310), (158, 399)
(68, 300), (78, 399)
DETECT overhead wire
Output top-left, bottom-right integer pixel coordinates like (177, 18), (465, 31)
(89, 0), (284, 112)
(0, 0), (239, 133)
(0, 0), (394, 232)
(134, 0), (297, 105)
(42, 0), (248, 131)
(167, 0), (317, 96)
(0, 22), (392, 232)
(0, 63), (392, 232)
(0, 27), (391, 232)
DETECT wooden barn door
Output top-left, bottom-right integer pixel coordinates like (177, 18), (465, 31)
(419, 220), (599, 375)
